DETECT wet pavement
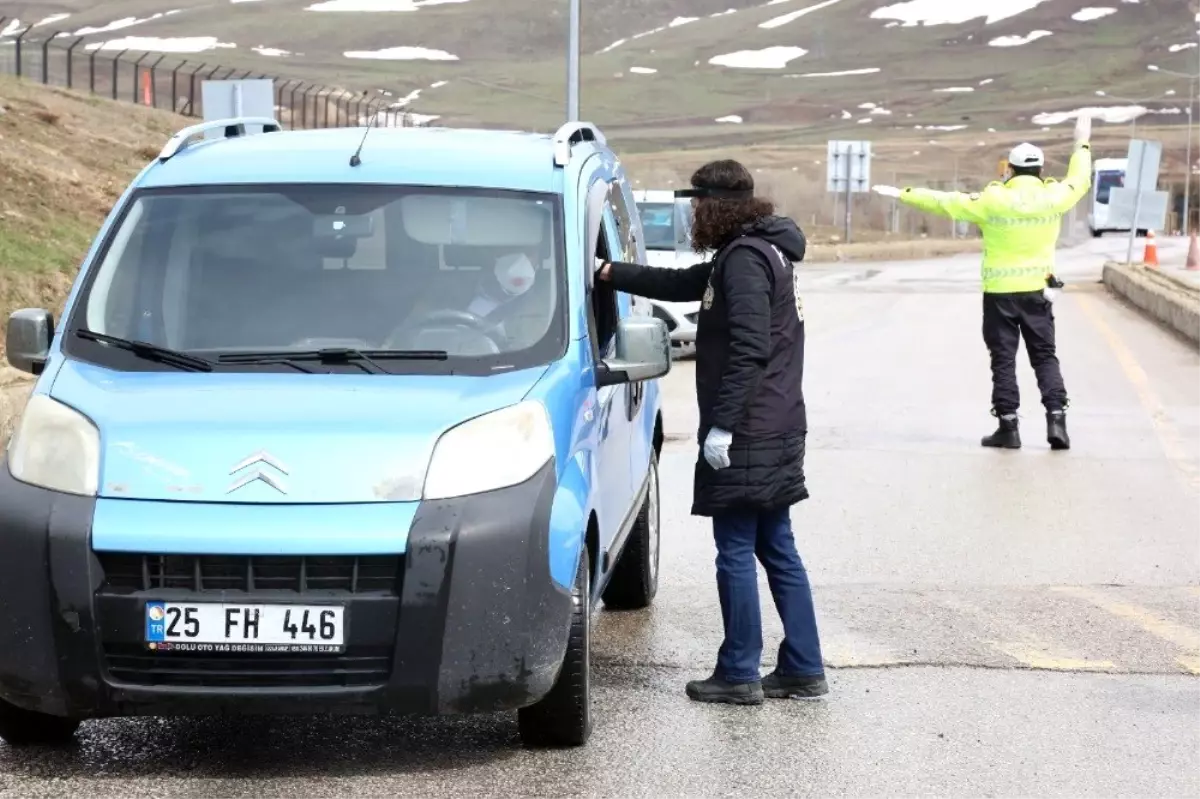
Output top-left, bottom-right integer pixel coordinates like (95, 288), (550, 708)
(3, 238), (1198, 797)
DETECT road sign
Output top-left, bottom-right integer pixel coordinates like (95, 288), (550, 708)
(826, 140), (872, 193)
(1108, 188), (1169, 230)
(1124, 139), (1161, 192)
(201, 79), (275, 137)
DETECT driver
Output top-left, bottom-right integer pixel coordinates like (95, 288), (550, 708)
(465, 251), (538, 343)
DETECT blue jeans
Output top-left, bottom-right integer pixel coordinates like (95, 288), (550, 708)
(712, 505), (824, 684)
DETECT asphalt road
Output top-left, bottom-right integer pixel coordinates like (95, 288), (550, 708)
(2, 238), (1198, 797)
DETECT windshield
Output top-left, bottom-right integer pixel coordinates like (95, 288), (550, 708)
(1095, 170), (1124, 205)
(638, 201), (691, 251)
(68, 185), (566, 374)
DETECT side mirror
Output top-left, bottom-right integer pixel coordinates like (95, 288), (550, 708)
(6, 308), (54, 375)
(597, 316), (671, 387)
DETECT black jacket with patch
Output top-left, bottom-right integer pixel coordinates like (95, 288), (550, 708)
(607, 215), (808, 517)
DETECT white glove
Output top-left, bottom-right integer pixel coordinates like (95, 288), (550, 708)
(872, 185), (902, 198)
(1074, 113), (1091, 148)
(702, 427), (733, 470)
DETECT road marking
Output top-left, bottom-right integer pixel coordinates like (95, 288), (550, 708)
(1073, 292), (1200, 491)
(1052, 586), (1200, 675)
(935, 594), (1116, 672)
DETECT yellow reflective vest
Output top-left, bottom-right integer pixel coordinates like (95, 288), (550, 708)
(899, 145), (1093, 294)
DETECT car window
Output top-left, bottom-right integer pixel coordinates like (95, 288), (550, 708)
(72, 185), (567, 374)
(608, 181), (638, 263)
(638, 202), (676, 251)
(590, 206), (620, 355)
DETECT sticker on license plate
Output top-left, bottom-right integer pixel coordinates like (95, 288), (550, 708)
(144, 601), (345, 653)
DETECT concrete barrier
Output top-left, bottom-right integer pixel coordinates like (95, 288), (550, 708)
(1101, 261), (1200, 347)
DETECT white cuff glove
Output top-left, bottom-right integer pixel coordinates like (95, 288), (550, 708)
(1074, 113), (1091, 148)
(703, 427), (733, 470)
(872, 185), (902, 198)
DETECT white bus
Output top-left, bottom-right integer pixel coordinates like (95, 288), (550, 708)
(1088, 157), (1130, 237)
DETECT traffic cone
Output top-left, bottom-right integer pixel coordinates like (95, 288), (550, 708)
(1187, 233), (1200, 271)
(1143, 230), (1159, 268)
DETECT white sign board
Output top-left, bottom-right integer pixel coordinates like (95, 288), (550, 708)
(201, 79), (276, 137)
(826, 140), (872, 194)
(1124, 139), (1161, 193)
(1107, 188), (1169, 231)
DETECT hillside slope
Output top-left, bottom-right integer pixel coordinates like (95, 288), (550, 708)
(1, 0), (1193, 147)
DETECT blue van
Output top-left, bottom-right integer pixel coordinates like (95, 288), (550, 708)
(0, 117), (670, 749)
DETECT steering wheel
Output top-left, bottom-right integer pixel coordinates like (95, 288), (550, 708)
(384, 308), (504, 354)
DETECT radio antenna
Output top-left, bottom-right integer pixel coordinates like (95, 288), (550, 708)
(350, 92), (385, 167)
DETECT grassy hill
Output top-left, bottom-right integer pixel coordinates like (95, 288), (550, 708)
(1, 0), (1194, 151)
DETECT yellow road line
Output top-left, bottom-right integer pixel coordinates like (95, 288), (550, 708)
(1052, 586), (1200, 675)
(1073, 292), (1200, 492)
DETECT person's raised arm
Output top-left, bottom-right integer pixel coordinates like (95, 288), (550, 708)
(597, 258), (713, 303)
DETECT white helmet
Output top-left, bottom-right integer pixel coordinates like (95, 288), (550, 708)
(494, 252), (536, 297)
(1007, 142), (1045, 169)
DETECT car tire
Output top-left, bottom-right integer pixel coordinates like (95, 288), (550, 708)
(0, 698), (80, 746)
(601, 450), (660, 611)
(517, 550), (592, 748)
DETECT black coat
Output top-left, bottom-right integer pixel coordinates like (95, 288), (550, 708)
(609, 216), (809, 517)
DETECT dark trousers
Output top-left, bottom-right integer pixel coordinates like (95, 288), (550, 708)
(711, 505), (824, 683)
(982, 291), (1068, 415)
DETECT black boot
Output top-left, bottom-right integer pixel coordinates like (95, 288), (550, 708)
(982, 412), (1021, 449)
(685, 674), (764, 705)
(1046, 410), (1070, 450)
(762, 671), (829, 699)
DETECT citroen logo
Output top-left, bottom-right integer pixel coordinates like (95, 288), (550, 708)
(226, 450), (289, 495)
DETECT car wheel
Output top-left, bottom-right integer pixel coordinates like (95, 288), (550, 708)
(601, 450), (660, 610)
(517, 550), (592, 748)
(0, 698), (80, 746)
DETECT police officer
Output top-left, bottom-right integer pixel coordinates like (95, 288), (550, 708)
(872, 114), (1093, 451)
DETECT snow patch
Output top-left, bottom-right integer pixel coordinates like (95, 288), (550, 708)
(34, 14), (71, 27)
(430, 80), (448, 88)
(307, 0), (469, 10)
(1169, 42), (1198, 52)
(253, 46), (290, 56)
(86, 36), (234, 53)
(919, 124), (968, 131)
(1072, 7), (1116, 21)
(760, 0), (846, 29)
(709, 46), (806, 69)
(710, 9), (737, 16)
(979, 78), (994, 85)
(1031, 105), (1146, 125)
(669, 16), (697, 26)
(871, 0), (1052, 25)
(0, 19), (21, 37)
(344, 46), (459, 60)
(935, 86), (975, 92)
(74, 11), (182, 36)
(599, 38), (626, 53)
(989, 30), (1053, 46)
(629, 66), (657, 74)
(716, 115), (743, 123)
(787, 67), (881, 77)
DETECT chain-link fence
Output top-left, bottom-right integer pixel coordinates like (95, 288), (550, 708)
(0, 18), (419, 129)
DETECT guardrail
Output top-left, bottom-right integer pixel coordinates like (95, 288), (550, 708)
(0, 18), (417, 129)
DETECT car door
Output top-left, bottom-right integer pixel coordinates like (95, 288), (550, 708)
(584, 177), (635, 563)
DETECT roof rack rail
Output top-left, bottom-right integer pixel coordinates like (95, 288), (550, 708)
(157, 117), (283, 162)
(552, 121), (606, 167)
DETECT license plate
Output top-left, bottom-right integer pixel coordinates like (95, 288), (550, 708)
(144, 601), (345, 653)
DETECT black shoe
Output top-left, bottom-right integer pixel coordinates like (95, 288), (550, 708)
(982, 413), (1021, 449)
(1046, 410), (1070, 450)
(685, 674), (764, 705)
(762, 672), (829, 699)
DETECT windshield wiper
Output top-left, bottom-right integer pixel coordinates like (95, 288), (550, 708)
(217, 348), (449, 374)
(75, 330), (214, 372)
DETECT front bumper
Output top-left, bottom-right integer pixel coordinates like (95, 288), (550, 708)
(0, 458), (571, 719)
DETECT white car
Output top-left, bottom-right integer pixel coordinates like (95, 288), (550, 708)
(633, 190), (707, 359)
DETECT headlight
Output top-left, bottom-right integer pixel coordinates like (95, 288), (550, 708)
(423, 400), (554, 500)
(7, 394), (100, 496)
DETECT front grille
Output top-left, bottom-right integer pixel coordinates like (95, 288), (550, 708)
(104, 644), (392, 688)
(97, 554), (401, 595)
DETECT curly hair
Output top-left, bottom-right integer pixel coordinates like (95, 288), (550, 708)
(689, 159), (776, 254)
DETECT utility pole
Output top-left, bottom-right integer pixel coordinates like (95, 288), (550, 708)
(567, 0), (580, 120)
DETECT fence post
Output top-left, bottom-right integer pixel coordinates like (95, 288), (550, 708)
(132, 52), (149, 102)
(148, 55), (165, 107)
(303, 85), (319, 129)
(14, 27), (30, 78)
(88, 48), (96, 93)
(289, 82), (305, 128)
(66, 36), (84, 89)
(41, 30), (60, 84)
(172, 60), (186, 113)
(187, 63), (206, 116)
(321, 88), (330, 128)
(111, 50), (127, 100)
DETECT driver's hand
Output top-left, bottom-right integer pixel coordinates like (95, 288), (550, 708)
(594, 258), (611, 281)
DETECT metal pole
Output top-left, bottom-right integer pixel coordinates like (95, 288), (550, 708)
(66, 37), (83, 88)
(951, 155), (960, 239)
(1184, 78), (1194, 235)
(567, 0), (580, 120)
(843, 146), (852, 243)
(1126, 142), (1150, 264)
